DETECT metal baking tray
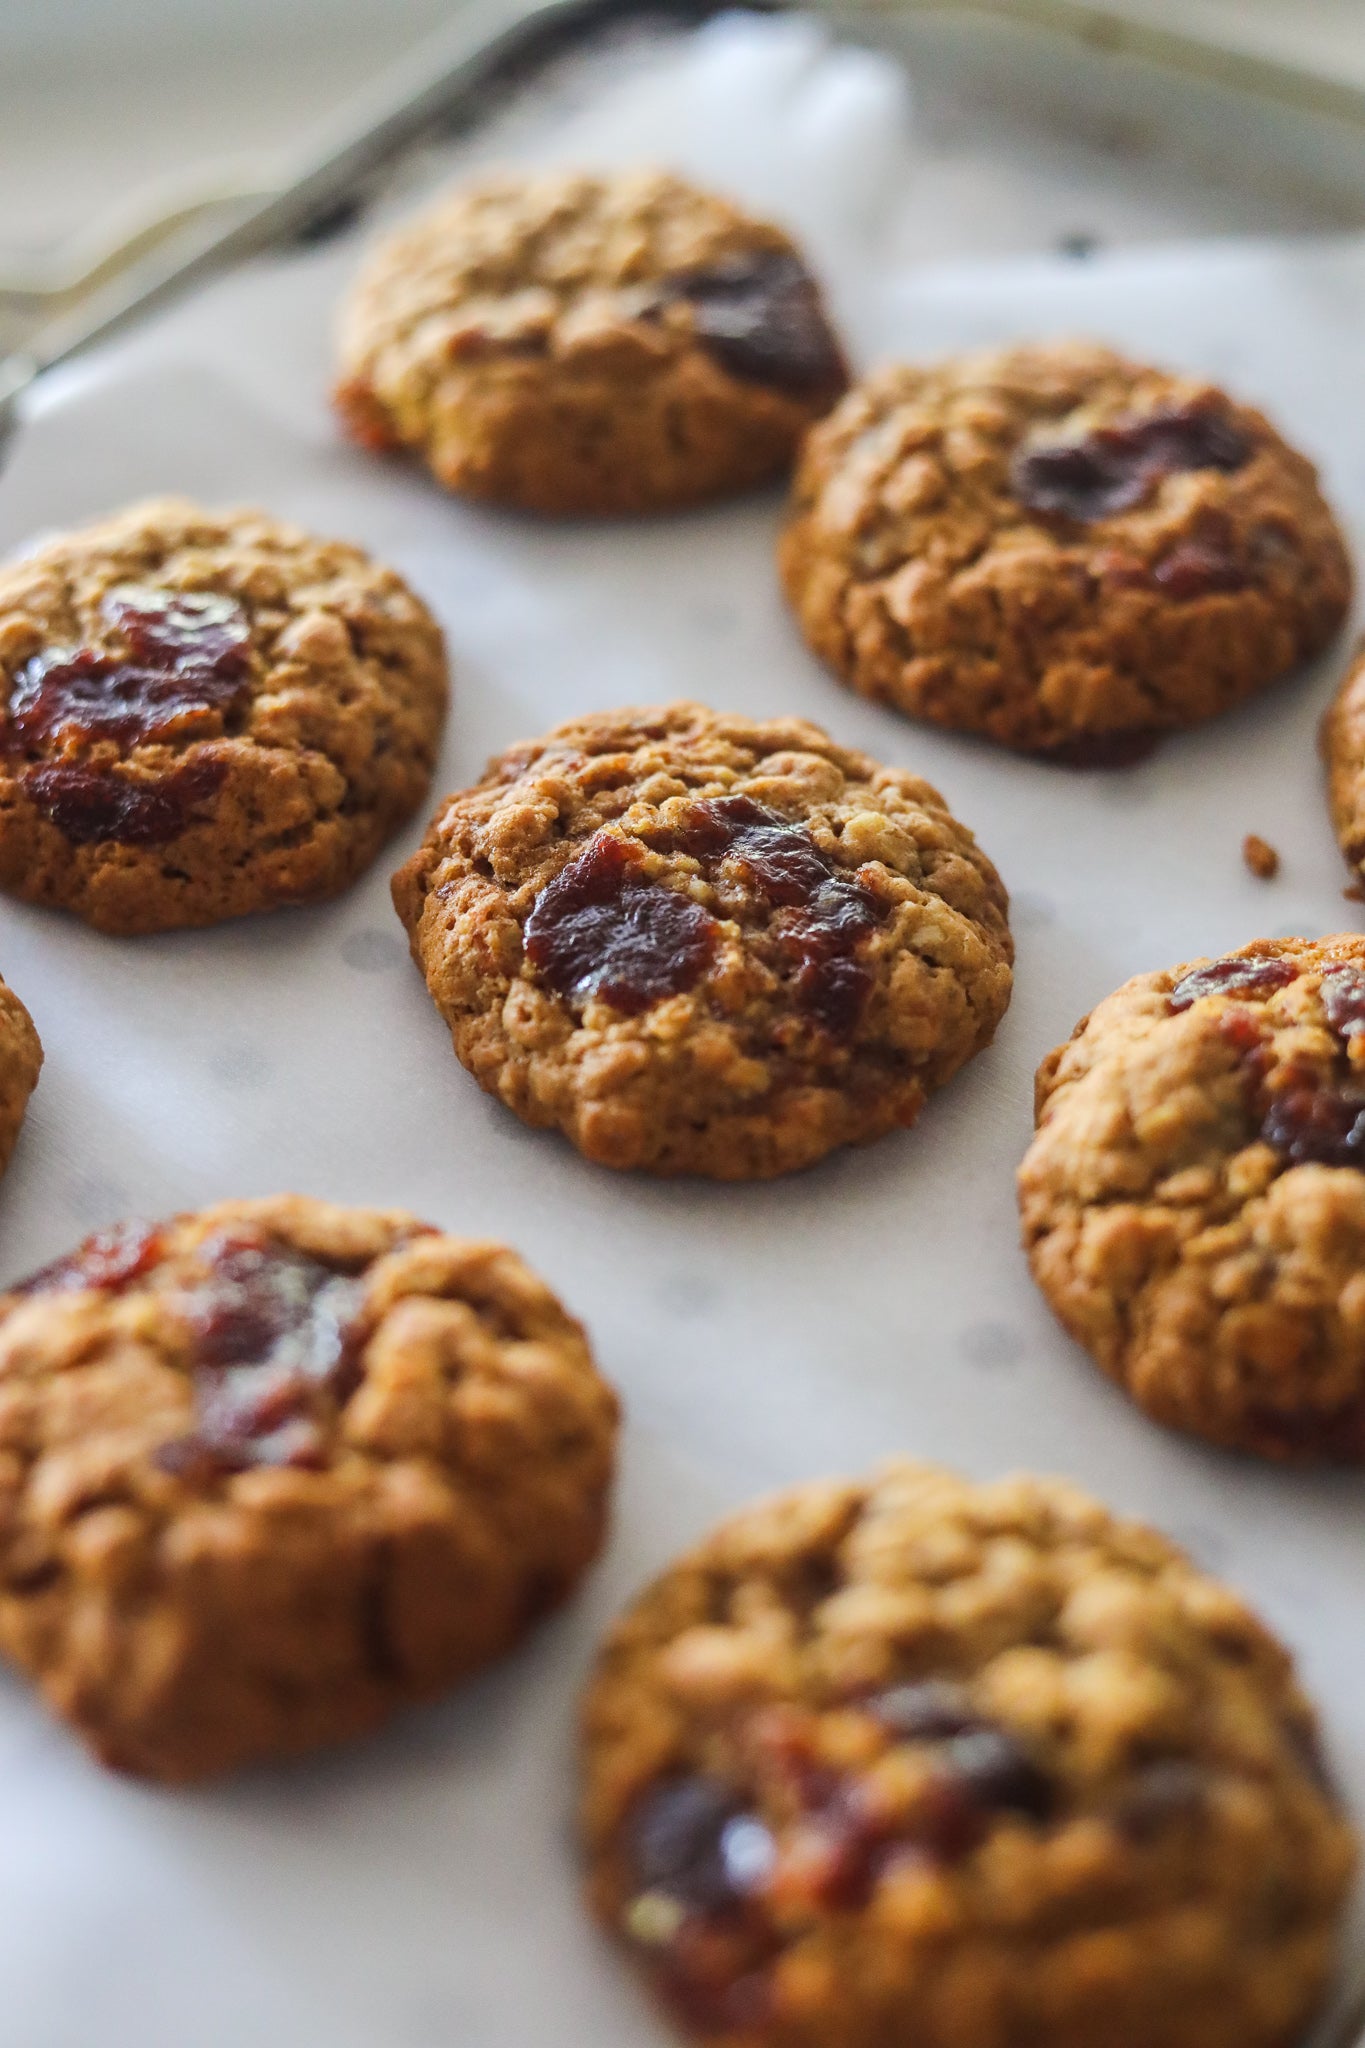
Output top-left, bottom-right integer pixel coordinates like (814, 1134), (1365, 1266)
(1, 5), (1364, 2046)
(5, 0), (1365, 432)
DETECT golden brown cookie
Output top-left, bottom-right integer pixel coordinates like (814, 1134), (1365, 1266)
(0, 1195), (618, 1779)
(0, 498), (448, 934)
(779, 342), (1350, 761)
(1322, 642), (1365, 889)
(392, 701), (1012, 1178)
(580, 1462), (1355, 2048)
(1020, 935), (1365, 1459)
(0, 972), (41, 1178)
(334, 168), (848, 515)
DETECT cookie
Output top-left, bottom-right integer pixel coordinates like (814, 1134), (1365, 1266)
(1019, 934), (1365, 1459)
(0, 498), (448, 934)
(0, 972), (41, 1178)
(581, 1462), (1355, 2048)
(334, 168), (848, 515)
(0, 1195), (618, 1779)
(779, 342), (1350, 760)
(1321, 642), (1365, 890)
(391, 701), (1012, 1178)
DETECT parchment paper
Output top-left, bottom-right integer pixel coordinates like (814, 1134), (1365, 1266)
(0, 15), (1362, 2047)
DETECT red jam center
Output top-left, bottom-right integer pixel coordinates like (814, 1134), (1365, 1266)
(8, 585), (251, 752)
(625, 1690), (1056, 2032)
(523, 834), (720, 1016)
(525, 794), (886, 1036)
(1098, 516), (1250, 604)
(669, 251), (847, 399)
(1256, 963), (1365, 1169)
(1319, 964), (1365, 1041)
(156, 1230), (369, 1478)
(1168, 954), (1298, 1011)
(1172, 955), (1365, 1171)
(1011, 400), (1250, 522)
(9, 1219), (163, 1297)
(1150, 537), (1248, 598)
(24, 757), (227, 845)
(6, 584), (249, 847)
(1260, 1072), (1365, 1169)
(671, 794), (888, 1033)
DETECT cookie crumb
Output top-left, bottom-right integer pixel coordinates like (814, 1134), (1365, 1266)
(1242, 833), (1280, 880)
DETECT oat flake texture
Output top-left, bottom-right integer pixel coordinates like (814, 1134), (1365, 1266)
(0, 498), (448, 934)
(335, 168), (848, 514)
(779, 342), (1350, 758)
(581, 1461), (1356, 2048)
(392, 700), (1013, 1178)
(0, 1196), (619, 1781)
(1020, 935), (1365, 1459)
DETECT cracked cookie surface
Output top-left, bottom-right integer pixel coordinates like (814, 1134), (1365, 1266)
(0, 497), (448, 933)
(0, 973), (41, 1179)
(1020, 935), (1365, 1459)
(391, 701), (1013, 1178)
(335, 169), (848, 514)
(0, 1195), (618, 1779)
(779, 342), (1350, 759)
(580, 1461), (1355, 2048)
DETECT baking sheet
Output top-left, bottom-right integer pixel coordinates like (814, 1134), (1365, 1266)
(1, 12), (1364, 2046)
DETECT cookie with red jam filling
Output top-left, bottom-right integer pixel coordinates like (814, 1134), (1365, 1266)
(580, 1462), (1356, 2048)
(391, 701), (1012, 1177)
(0, 497), (447, 933)
(1021, 934), (1365, 1458)
(335, 169), (847, 514)
(780, 342), (1349, 759)
(0, 1195), (618, 1778)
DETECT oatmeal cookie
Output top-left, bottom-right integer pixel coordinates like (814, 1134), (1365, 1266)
(1322, 643), (1365, 890)
(392, 701), (1012, 1178)
(0, 973), (41, 1178)
(1020, 935), (1365, 1459)
(581, 1462), (1355, 2048)
(0, 498), (448, 934)
(779, 342), (1350, 760)
(334, 168), (848, 514)
(0, 1195), (618, 1779)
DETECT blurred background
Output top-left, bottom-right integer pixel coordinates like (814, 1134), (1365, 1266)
(4, 0), (1365, 254)
(4, 0), (1365, 380)
(3, 0), (458, 249)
